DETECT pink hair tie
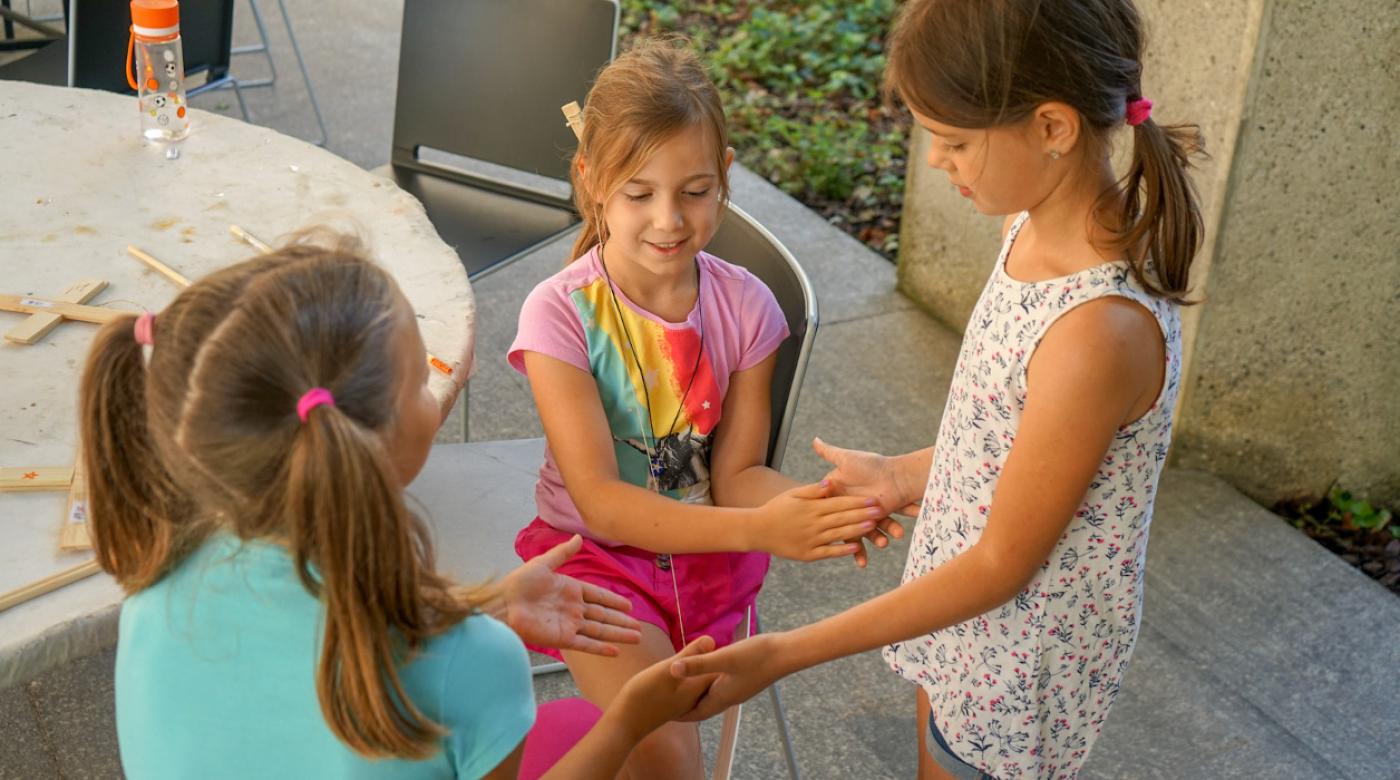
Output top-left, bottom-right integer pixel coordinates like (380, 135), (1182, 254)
(1126, 97), (1153, 126)
(133, 312), (155, 346)
(296, 387), (336, 422)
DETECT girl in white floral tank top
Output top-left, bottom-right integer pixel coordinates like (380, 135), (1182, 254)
(880, 211), (1182, 778)
(667, 2), (1207, 778)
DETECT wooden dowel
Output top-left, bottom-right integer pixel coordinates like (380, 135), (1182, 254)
(229, 225), (273, 254)
(127, 245), (191, 288)
(0, 295), (122, 325)
(0, 560), (103, 613)
(0, 466), (72, 492)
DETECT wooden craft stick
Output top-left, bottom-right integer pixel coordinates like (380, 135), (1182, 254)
(229, 225), (273, 254)
(4, 278), (108, 345)
(0, 295), (123, 325)
(59, 449), (91, 552)
(127, 245), (191, 288)
(562, 101), (584, 141)
(0, 467), (73, 492)
(0, 559), (103, 613)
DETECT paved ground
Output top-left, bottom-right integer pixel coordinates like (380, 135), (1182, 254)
(2, 1), (1398, 777)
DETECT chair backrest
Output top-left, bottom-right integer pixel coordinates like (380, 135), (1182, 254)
(390, 0), (618, 186)
(64, 0), (235, 93)
(0, 0), (233, 91)
(705, 203), (819, 470)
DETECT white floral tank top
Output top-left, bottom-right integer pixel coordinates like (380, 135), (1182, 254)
(884, 212), (1182, 779)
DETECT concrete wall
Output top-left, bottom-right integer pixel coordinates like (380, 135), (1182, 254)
(1171, 0), (1400, 505)
(895, 0), (1399, 506)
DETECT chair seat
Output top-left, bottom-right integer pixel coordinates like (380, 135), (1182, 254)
(377, 164), (578, 280)
(0, 38), (67, 85)
(519, 697), (603, 780)
(409, 438), (546, 581)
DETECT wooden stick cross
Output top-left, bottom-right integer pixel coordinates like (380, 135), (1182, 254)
(2, 279), (111, 344)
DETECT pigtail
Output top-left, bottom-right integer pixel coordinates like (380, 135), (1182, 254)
(79, 314), (184, 591)
(286, 399), (479, 760)
(1111, 117), (1207, 302)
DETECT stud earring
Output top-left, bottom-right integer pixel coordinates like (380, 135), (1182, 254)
(1049, 150), (1062, 160)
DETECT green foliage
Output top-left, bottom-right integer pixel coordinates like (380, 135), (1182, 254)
(619, 1), (908, 257)
(1286, 486), (1398, 540)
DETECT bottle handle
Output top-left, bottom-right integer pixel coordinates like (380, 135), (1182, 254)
(126, 28), (138, 91)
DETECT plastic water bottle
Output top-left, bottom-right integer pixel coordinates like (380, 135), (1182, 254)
(127, 0), (189, 155)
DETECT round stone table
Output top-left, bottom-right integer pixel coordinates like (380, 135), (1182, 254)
(0, 80), (475, 688)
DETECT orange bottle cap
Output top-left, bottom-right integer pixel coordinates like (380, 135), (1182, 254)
(130, 0), (179, 36)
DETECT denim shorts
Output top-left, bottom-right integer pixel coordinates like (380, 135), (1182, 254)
(927, 714), (994, 780)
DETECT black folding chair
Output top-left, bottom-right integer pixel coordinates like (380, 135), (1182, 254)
(373, 0), (619, 281)
(0, 0), (246, 119)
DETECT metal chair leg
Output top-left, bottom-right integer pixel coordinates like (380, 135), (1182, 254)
(269, 0), (326, 146)
(768, 682), (802, 780)
(752, 610), (802, 780)
(229, 78), (250, 122)
(230, 0), (278, 87)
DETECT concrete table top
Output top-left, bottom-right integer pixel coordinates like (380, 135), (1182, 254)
(0, 80), (474, 688)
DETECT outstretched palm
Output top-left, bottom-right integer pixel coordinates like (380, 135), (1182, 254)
(500, 535), (642, 656)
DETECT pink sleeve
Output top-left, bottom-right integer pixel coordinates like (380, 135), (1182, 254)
(508, 282), (590, 376)
(736, 274), (790, 371)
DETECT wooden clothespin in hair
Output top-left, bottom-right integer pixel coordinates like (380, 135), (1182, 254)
(562, 101), (584, 142)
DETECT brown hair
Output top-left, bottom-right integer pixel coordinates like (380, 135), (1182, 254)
(79, 233), (490, 759)
(569, 37), (730, 260)
(886, 0), (1205, 301)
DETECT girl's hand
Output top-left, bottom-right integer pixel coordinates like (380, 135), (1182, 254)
(612, 636), (718, 740)
(668, 632), (786, 722)
(814, 438), (918, 566)
(498, 535), (643, 656)
(751, 481), (884, 562)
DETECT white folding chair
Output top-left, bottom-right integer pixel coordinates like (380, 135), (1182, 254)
(409, 204), (814, 778)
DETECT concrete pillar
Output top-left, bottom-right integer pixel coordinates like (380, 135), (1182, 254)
(895, 0), (1399, 506)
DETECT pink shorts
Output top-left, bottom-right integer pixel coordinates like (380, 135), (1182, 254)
(515, 517), (771, 660)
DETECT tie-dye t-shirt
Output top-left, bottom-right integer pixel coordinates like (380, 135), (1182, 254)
(509, 246), (788, 543)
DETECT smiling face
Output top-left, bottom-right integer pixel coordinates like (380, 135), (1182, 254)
(598, 123), (734, 276)
(913, 109), (1065, 217)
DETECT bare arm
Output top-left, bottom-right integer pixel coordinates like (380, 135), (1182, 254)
(674, 298), (1167, 715)
(708, 352), (796, 507)
(523, 351), (876, 559)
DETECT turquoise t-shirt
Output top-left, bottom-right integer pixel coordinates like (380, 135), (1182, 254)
(115, 533), (535, 779)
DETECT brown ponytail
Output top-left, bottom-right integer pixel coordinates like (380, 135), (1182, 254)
(568, 37), (731, 262)
(80, 313), (187, 590)
(287, 399), (474, 758)
(1109, 117), (1205, 300)
(79, 233), (493, 760)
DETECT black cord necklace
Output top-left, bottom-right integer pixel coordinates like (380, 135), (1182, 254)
(598, 245), (706, 490)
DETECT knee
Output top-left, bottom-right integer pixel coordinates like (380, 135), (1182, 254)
(625, 722), (702, 780)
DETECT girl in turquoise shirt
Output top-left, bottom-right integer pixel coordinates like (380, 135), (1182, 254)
(79, 233), (714, 779)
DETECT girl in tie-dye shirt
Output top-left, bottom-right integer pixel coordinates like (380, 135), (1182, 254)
(508, 41), (883, 780)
